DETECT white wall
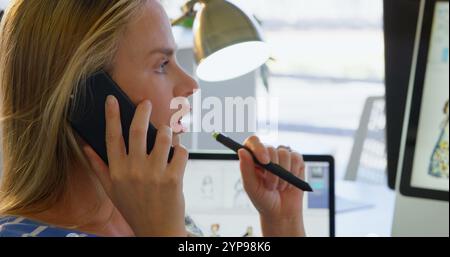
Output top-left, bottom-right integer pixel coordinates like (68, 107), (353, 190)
(0, 0), (10, 9)
(0, 0), (11, 10)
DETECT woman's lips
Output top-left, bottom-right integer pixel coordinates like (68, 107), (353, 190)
(172, 117), (187, 134)
(171, 107), (192, 134)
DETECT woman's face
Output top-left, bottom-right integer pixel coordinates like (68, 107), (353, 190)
(111, 0), (198, 132)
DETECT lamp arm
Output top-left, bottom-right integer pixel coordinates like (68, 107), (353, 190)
(171, 0), (200, 26)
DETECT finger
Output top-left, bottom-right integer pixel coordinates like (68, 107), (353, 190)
(105, 95), (126, 168)
(277, 148), (291, 191)
(149, 125), (172, 170)
(264, 146), (279, 191)
(167, 144), (189, 182)
(129, 100), (152, 159)
(288, 152), (305, 191)
(243, 135), (270, 165)
(238, 148), (261, 193)
(291, 152), (304, 176)
(83, 145), (112, 195)
(299, 154), (306, 180)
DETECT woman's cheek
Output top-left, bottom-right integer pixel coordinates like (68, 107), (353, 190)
(147, 77), (176, 126)
(150, 96), (174, 127)
(148, 100), (171, 127)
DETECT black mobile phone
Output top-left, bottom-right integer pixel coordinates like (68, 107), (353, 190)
(69, 70), (174, 165)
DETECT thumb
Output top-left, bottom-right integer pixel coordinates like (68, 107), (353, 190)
(83, 145), (113, 195)
(238, 148), (262, 193)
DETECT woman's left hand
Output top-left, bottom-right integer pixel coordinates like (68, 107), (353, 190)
(238, 136), (306, 237)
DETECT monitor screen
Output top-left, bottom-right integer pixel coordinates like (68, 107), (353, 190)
(399, 0), (449, 201)
(410, 1), (449, 192)
(183, 155), (334, 237)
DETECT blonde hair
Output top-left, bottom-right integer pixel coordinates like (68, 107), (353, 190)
(0, 0), (146, 216)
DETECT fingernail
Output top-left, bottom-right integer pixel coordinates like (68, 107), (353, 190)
(144, 100), (152, 107)
(106, 95), (116, 106)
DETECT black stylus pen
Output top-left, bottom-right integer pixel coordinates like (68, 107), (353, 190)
(212, 132), (313, 192)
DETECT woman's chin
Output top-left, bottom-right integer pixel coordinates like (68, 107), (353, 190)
(173, 130), (185, 136)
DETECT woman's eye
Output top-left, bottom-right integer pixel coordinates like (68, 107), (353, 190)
(156, 60), (170, 74)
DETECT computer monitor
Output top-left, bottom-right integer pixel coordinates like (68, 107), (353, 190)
(183, 153), (335, 237)
(384, 0), (421, 189)
(398, 0), (449, 201)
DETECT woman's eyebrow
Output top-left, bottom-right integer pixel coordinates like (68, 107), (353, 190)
(148, 47), (175, 57)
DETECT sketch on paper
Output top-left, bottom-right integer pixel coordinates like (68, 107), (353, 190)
(233, 178), (251, 208)
(429, 100), (449, 179)
(201, 175), (214, 199)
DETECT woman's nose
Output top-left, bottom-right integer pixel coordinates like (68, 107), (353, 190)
(175, 68), (199, 98)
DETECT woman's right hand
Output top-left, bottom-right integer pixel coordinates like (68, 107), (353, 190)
(83, 95), (188, 237)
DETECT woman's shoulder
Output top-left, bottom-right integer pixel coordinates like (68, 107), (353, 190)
(0, 215), (204, 237)
(0, 216), (96, 237)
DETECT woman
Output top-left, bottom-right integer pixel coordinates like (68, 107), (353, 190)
(0, 0), (306, 237)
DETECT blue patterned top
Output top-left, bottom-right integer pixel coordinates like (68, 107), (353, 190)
(0, 216), (95, 237)
(0, 215), (203, 237)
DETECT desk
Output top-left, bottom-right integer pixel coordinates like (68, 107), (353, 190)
(336, 180), (395, 236)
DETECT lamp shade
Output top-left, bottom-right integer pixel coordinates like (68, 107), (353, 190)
(193, 0), (270, 82)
